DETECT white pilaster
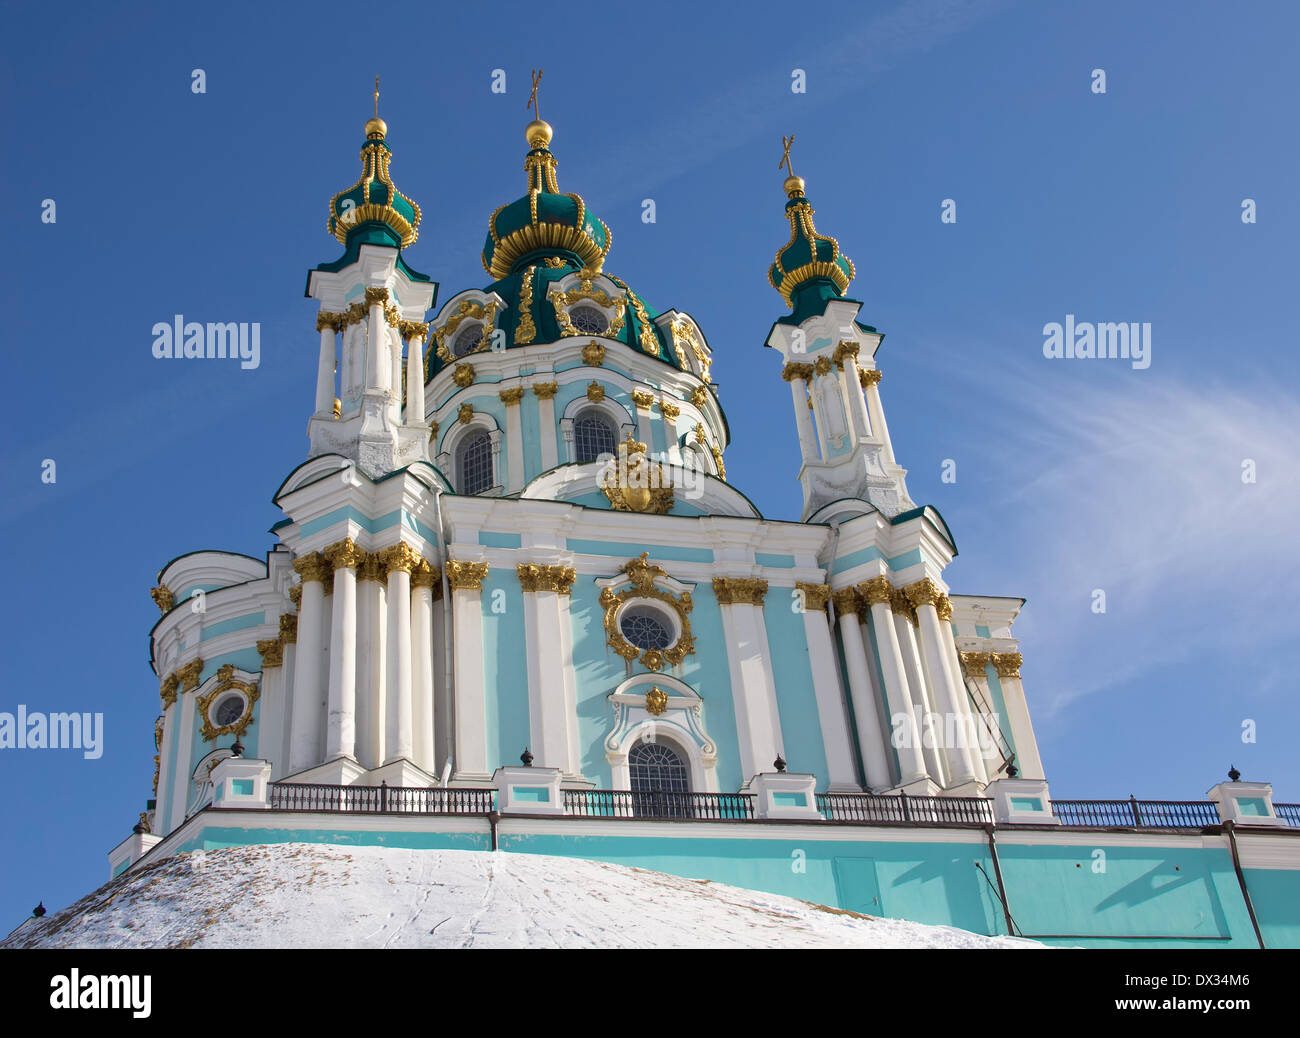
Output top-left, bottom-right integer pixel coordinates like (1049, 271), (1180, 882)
(894, 611), (947, 787)
(451, 563), (491, 781)
(861, 582), (927, 786)
(324, 541), (360, 763)
(863, 372), (895, 464)
(519, 566), (577, 773)
(383, 546), (415, 766)
(799, 589), (860, 791)
(535, 386), (559, 471)
(909, 583), (979, 789)
(405, 330), (426, 426)
(316, 322), (337, 415)
(289, 556), (328, 773)
(788, 376), (818, 459)
(715, 581), (784, 785)
(501, 390), (525, 493)
(411, 567), (437, 775)
(168, 683), (198, 832)
(832, 590), (891, 791)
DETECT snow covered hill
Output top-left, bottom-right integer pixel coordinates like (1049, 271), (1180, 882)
(4, 843), (1043, 949)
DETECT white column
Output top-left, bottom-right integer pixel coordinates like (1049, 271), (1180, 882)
(366, 289), (389, 392)
(450, 562), (490, 781)
(715, 580), (784, 784)
(938, 604), (990, 784)
(519, 566), (576, 771)
(289, 554), (328, 773)
(324, 540), (361, 762)
(315, 316), (338, 415)
(907, 580), (979, 787)
(534, 384), (559, 471)
(990, 656), (1044, 779)
(832, 589), (891, 791)
(798, 585), (860, 791)
(500, 388), (526, 492)
(153, 681), (179, 832)
(405, 328), (427, 427)
(786, 371), (818, 459)
(168, 682), (198, 832)
(839, 353), (872, 440)
(255, 640), (285, 779)
(860, 579), (927, 785)
(382, 545), (415, 765)
(411, 562), (437, 774)
(894, 607), (947, 787)
(361, 560), (388, 769)
(279, 627), (297, 775)
(862, 370), (895, 463)
(389, 326), (403, 423)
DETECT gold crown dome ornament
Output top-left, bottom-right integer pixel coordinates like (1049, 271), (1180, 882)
(767, 134), (855, 308)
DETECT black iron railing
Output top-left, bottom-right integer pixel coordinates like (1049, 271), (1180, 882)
(268, 782), (494, 815)
(816, 792), (994, 825)
(1051, 797), (1221, 829)
(1273, 803), (1300, 828)
(563, 789), (754, 820)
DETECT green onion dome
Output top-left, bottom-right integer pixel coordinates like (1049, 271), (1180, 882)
(481, 120), (611, 280)
(767, 174), (854, 308)
(326, 114), (422, 249)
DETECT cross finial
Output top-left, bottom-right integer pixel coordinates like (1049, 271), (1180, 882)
(527, 68), (543, 121)
(779, 134), (796, 178)
(374, 75), (380, 119)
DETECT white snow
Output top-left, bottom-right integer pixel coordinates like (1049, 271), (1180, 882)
(4, 843), (1044, 949)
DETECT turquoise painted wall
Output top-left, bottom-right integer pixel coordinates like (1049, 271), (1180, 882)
(763, 595), (830, 785)
(1243, 867), (1300, 948)
(481, 571), (528, 773)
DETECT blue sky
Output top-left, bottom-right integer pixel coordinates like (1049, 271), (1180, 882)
(2, 0), (1297, 927)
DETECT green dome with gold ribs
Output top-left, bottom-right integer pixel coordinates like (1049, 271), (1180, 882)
(768, 173), (855, 308)
(482, 120), (611, 280)
(326, 93), (422, 249)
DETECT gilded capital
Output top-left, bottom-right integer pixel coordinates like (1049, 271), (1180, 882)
(159, 673), (179, 709)
(532, 381), (559, 400)
(858, 576), (893, 607)
(358, 551), (386, 583)
(631, 388), (655, 411)
(498, 386), (526, 406)
(582, 340), (605, 366)
(904, 578), (944, 609)
(517, 563), (577, 594)
(586, 381), (605, 403)
(833, 340), (860, 369)
(860, 368), (882, 388)
(398, 319), (429, 341)
(411, 559), (442, 593)
(364, 286), (390, 307)
(831, 586), (861, 617)
(316, 311), (346, 333)
(993, 652), (1023, 679)
(813, 355), (833, 376)
(712, 577), (768, 606)
(795, 581), (831, 612)
(288, 585), (302, 607)
(257, 638), (284, 669)
(781, 361), (814, 383)
(379, 543), (420, 576)
(960, 651), (993, 677)
(150, 585), (174, 614)
(660, 400), (680, 421)
(935, 595), (953, 622)
(324, 537), (365, 571)
(292, 552), (330, 584)
(176, 658), (204, 692)
(889, 587), (916, 622)
(279, 613), (298, 645)
(447, 559), (490, 591)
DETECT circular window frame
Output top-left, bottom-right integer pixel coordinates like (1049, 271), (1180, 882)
(568, 305), (609, 335)
(196, 666), (260, 741)
(452, 323), (484, 357)
(212, 692), (248, 729)
(617, 600), (679, 653)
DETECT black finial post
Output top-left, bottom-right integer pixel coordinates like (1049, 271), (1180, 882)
(521, 748), (534, 767)
(231, 737), (245, 758)
(774, 755), (787, 773)
(132, 823), (146, 835)
(1228, 765), (1241, 782)
(1005, 756), (1018, 778)
(33, 902), (46, 918)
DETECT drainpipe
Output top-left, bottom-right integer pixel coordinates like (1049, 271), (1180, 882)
(1223, 821), (1266, 949)
(985, 825), (1017, 937)
(487, 810), (500, 852)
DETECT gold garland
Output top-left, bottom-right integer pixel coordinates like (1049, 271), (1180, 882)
(514, 266), (537, 345)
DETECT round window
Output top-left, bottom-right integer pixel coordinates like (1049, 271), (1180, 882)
(570, 306), (608, 335)
(619, 605), (673, 651)
(213, 695), (245, 727)
(453, 323), (483, 357)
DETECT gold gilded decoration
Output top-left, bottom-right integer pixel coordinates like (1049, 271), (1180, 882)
(993, 652), (1023, 679)
(831, 587), (861, 617)
(858, 576), (893, 607)
(586, 381), (605, 403)
(515, 266), (538, 344)
(292, 552), (330, 585)
(935, 595), (953, 622)
(364, 287), (390, 308)
(903, 578), (944, 609)
(322, 568), (334, 598)
(631, 389), (654, 411)
(458, 403), (474, 424)
(812, 355), (832, 376)
(599, 435), (674, 514)
(660, 400), (680, 421)
(289, 585), (302, 607)
(860, 368), (882, 388)
(379, 543), (419, 575)
(324, 538), (365, 571)
(781, 362), (815, 383)
(645, 686), (669, 716)
(453, 362), (476, 388)
(411, 559), (442, 597)
(516, 564), (577, 594)
(960, 651), (994, 677)
(889, 587), (916, 623)
(693, 423), (707, 445)
(711, 444), (726, 482)
(582, 340), (605, 366)
(447, 560), (490, 591)
(344, 301), (367, 326)
(257, 638), (284, 668)
(316, 311), (346, 333)
(670, 320), (710, 383)
(196, 665), (260, 742)
(151, 757), (160, 796)
(333, 397), (342, 418)
(160, 674), (179, 709)
(768, 175), (855, 305)
(712, 577), (768, 606)
(358, 551), (385, 583)
(155, 716), (165, 751)
(429, 420), (439, 441)
(599, 553), (695, 669)
(498, 386), (526, 406)
(795, 582), (831, 612)
(532, 381), (558, 400)
(606, 274), (662, 357)
(832, 340), (860, 369)
(138, 811), (152, 834)
(551, 286), (627, 339)
(327, 127), (422, 248)
(398, 319), (429, 342)
(176, 658), (204, 692)
(279, 614), (298, 644)
(690, 385), (708, 407)
(434, 300), (499, 361)
(150, 585), (174, 614)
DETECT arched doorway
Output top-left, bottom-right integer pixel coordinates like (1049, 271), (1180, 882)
(629, 739), (690, 818)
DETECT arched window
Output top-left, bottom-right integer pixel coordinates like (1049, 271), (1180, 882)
(453, 323), (483, 357)
(574, 410), (616, 463)
(458, 431), (493, 494)
(570, 306), (608, 335)
(629, 740), (690, 817)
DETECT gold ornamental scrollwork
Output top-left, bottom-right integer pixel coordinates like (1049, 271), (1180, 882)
(645, 686), (668, 716)
(364, 287), (390, 308)
(586, 381), (605, 403)
(993, 652), (1023, 679)
(689, 385), (708, 408)
(858, 576), (893, 607)
(903, 578), (944, 610)
(516, 564), (577, 594)
(293, 552), (330, 585)
(599, 553), (695, 670)
(660, 400), (680, 421)
(712, 577), (769, 606)
(324, 538), (365, 571)
(551, 286), (626, 339)
(452, 362), (475, 388)
(160, 673), (179, 709)
(435, 300), (499, 361)
(599, 435), (674, 515)
(582, 340), (605, 366)
(279, 614), (298, 645)
(316, 311), (346, 333)
(515, 266), (538, 345)
(630, 389), (655, 411)
(447, 560), (490, 591)
(831, 586), (861, 618)
(794, 582), (831, 613)
(498, 386), (526, 406)
(257, 638), (284, 669)
(532, 381), (558, 400)
(960, 651), (994, 677)
(832, 341), (860, 369)
(196, 664), (260, 742)
(150, 586), (174, 614)
(379, 543), (420, 575)
(860, 368), (882, 388)
(176, 658), (204, 692)
(411, 559), (443, 599)
(458, 403), (474, 424)
(781, 362), (815, 383)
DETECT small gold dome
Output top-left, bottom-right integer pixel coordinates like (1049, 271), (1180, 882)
(365, 116), (387, 139)
(783, 174), (806, 198)
(526, 119), (553, 148)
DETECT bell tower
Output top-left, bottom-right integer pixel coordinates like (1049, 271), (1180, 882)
(763, 143), (912, 520)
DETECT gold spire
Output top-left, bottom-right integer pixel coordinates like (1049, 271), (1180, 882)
(779, 133), (804, 199)
(365, 75), (387, 140)
(525, 68), (552, 148)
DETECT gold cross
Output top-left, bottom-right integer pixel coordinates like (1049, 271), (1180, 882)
(779, 134), (796, 177)
(373, 75), (380, 119)
(527, 68), (543, 120)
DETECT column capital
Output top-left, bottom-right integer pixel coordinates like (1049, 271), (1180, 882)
(833, 340), (860, 369)
(712, 577), (768, 606)
(358, 551), (386, 583)
(378, 543), (420, 576)
(631, 388), (655, 411)
(781, 361), (814, 382)
(150, 585), (174, 614)
(292, 552), (331, 584)
(660, 399), (680, 420)
(992, 652), (1023, 678)
(889, 586), (916, 622)
(398, 319), (429, 341)
(498, 386), (526, 406)
(364, 286), (390, 307)
(316, 311), (346, 333)
(324, 538), (365, 571)
(257, 638), (284, 668)
(289, 585), (302, 607)
(159, 673), (179, 708)
(517, 563), (576, 594)
(858, 576), (893, 606)
(176, 658), (204, 692)
(812, 355), (833, 376)
(831, 586), (861, 617)
(411, 559), (443, 594)
(903, 578), (945, 609)
(448, 559), (490, 591)
(795, 581), (831, 612)
(532, 381), (559, 400)
(959, 650), (993, 677)
(935, 595), (953, 622)
(279, 613), (298, 645)
(859, 367), (882, 388)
